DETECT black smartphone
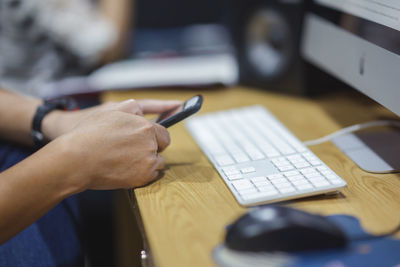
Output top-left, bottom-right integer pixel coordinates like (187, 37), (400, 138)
(157, 95), (203, 128)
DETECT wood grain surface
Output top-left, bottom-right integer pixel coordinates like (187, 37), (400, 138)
(103, 86), (400, 267)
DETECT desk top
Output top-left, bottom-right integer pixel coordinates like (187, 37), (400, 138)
(102, 86), (400, 267)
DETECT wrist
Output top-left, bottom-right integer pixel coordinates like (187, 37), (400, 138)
(41, 110), (64, 141)
(31, 98), (78, 148)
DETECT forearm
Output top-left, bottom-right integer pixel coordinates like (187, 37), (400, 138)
(0, 89), (42, 145)
(0, 138), (83, 244)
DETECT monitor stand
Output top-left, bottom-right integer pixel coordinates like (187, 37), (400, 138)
(333, 130), (400, 173)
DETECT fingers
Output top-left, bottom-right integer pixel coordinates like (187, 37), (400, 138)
(155, 154), (166, 170)
(150, 154), (166, 179)
(114, 100), (172, 152)
(152, 122), (170, 152)
(109, 99), (183, 116)
(138, 99), (183, 114)
(116, 99), (144, 116)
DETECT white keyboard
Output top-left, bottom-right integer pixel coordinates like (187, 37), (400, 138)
(185, 105), (346, 206)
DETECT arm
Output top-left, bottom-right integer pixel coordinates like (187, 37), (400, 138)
(0, 90), (41, 145)
(0, 89), (182, 145)
(0, 140), (84, 243)
(0, 89), (182, 244)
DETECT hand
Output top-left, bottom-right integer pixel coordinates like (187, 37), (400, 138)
(42, 99), (183, 141)
(46, 100), (172, 190)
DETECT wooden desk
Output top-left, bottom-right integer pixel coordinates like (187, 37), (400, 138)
(103, 86), (400, 267)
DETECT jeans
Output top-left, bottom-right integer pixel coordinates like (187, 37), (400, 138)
(0, 141), (84, 267)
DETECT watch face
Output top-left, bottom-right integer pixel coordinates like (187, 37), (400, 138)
(47, 97), (78, 111)
(31, 130), (45, 148)
(31, 130), (44, 141)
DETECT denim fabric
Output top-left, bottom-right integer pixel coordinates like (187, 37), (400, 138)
(0, 141), (84, 267)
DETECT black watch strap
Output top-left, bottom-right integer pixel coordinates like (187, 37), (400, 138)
(31, 98), (78, 148)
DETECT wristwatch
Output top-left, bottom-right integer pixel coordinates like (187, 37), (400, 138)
(31, 97), (78, 148)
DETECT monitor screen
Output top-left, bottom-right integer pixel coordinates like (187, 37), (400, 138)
(302, 0), (400, 116)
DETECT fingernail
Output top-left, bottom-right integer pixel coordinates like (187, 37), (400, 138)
(120, 99), (135, 104)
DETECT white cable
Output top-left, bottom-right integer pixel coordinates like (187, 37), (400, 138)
(303, 120), (400, 146)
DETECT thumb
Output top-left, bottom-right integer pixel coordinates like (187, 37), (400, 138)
(116, 99), (144, 116)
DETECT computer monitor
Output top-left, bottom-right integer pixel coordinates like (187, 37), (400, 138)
(301, 0), (400, 173)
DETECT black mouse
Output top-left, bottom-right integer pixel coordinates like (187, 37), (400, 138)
(225, 205), (348, 252)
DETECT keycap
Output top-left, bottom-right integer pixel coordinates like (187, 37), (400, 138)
(241, 167), (256, 174)
(232, 180), (254, 190)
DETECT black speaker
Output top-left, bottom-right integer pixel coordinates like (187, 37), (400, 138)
(226, 0), (340, 95)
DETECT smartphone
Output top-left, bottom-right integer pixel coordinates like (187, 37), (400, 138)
(157, 95), (203, 128)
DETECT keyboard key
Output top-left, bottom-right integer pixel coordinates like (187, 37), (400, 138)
(273, 157), (288, 163)
(280, 147), (296, 155)
(302, 152), (314, 159)
(295, 146), (308, 152)
(325, 174), (338, 180)
(251, 177), (268, 183)
(271, 178), (289, 184)
(309, 160), (322, 166)
(264, 150), (281, 158)
(313, 181), (330, 188)
(246, 149), (265, 160)
(301, 168), (318, 174)
(292, 179), (310, 186)
(261, 190), (280, 197)
(274, 182), (292, 189)
(241, 167), (256, 174)
(331, 179), (344, 184)
(321, 170), (334, 176)
(223, 169), (240, 176)
(317, 166), (329, 172)
(294, 162), (311, 169)
(207, 145), (226, 155)
(222, 166), (237, 172)
(215, 155), (234, 166)
(287, 175), (305, 182)
(308, 179), (327, 186)
(254, 181), (273, 188)
(232, 153), (250, 163)
(307, 176), (326, 182)
(306, 156), (319, 162)
(232, 180), (253, 190)
(287, 155), (303, 161)
(226, 174), (243, 181)
(267, 174), (284, 180)
(272, 160), (291, 167)
(250, 153), (266, 161)
(257, 185), (277, 192)
(304, 172), (321, 179)
(238, 188), (258, 195)
(279, 187), (296, 194)
(278, 165), (295, 171)
(290, 158), (307, 164)
(283, 170), (300, 177)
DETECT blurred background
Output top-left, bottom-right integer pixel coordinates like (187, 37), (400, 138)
(3, 0), (333, 99)
(0, 0), (340, 266)
(135, 0), (224, 28)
